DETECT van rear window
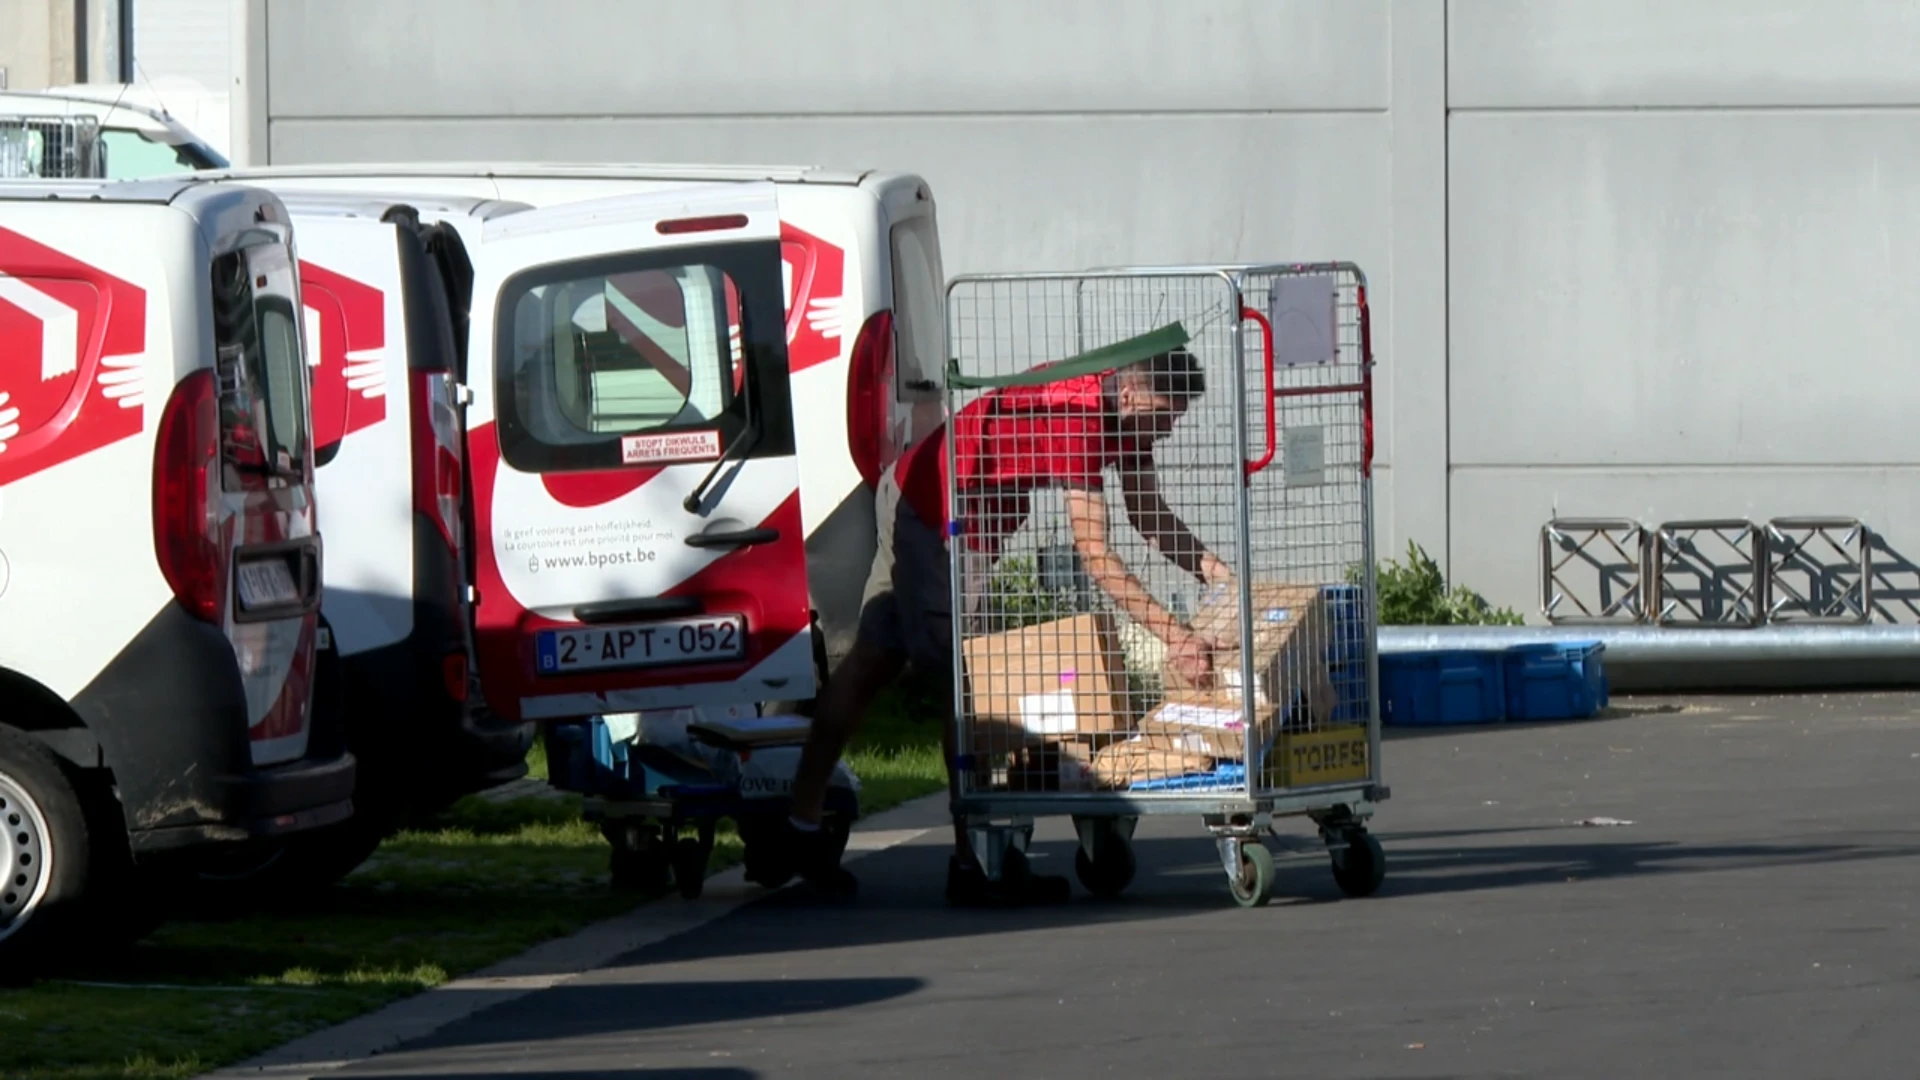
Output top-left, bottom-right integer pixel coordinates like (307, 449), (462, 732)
(496, 254), (754, 473)
(211, 243), (311, 479)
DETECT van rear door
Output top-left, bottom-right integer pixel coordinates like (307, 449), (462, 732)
(463, 184), (815, 721)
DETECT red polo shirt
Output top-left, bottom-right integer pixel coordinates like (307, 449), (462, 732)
(895, 371), (1153, 556)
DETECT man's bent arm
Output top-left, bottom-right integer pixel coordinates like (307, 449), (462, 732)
(1118, 465), (1228, 585)
(1065, 487), (1190, 645)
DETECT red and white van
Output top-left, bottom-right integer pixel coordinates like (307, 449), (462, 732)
(0, 178), (354, 968)
(202, 182), (820, 728)
(191, 191), (543, 886)
(192, 163), (950, 677)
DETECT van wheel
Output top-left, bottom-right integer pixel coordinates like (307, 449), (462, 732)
(0, 726), (94, 980)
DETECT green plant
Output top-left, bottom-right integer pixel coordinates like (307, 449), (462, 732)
(982, 554), (1076, 630)
(1351, 539), (1526, 627)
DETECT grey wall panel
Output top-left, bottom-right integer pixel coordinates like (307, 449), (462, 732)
(262, 0), (1389, 119)
(1449, 110), (1920, 469)
(1449, 0), (1920, 109)
(1450, 467), (1920, 618)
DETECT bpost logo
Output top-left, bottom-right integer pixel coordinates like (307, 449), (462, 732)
(779, 222), (846, 374)
(0, 228), (148, 487)
(300, 261), (388, 456)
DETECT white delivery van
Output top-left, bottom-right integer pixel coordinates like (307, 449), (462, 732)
(187, 164), (950, 675)
(0, 179), (353, 969)
(182, 182), (823, 729)
(187, 189), (543, 889)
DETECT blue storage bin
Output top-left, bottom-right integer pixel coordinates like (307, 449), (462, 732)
(1502, 641), (1609, 721)
(1380, 650), (1506, 726)
(1326, 659), (1371, 723)
(1321, 584), (1369, 668)
(1130, 763), (1247, 792)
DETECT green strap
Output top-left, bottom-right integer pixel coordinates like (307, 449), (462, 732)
(945, 321), (1190, 391)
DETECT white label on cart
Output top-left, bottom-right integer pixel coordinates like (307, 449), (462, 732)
(1217, 666), (1273, 709)
(1284, 426), (1326, 488)
(1017, 689), (1078, 735)
(1270, 274), (1339, 368)
(1153, 702), (1246, 731)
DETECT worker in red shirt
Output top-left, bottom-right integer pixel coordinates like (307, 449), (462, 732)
(780, 345), (1230, 903)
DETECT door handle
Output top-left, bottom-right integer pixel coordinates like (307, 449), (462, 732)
(1241, 305), (1277, 480)
(574, 596), (702, 624)
(684, 527), (781, 550)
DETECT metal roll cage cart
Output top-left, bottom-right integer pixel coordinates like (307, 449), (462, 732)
(943, 262), (1388, 907)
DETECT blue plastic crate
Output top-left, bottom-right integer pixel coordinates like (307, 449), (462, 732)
(1327, 659), (1371, 723)
(1380, 649), (1506, 726)
(1502, 641), (1609, 721)
(1129, 763), (1247, 792)
(1321, 584), (1369, 668)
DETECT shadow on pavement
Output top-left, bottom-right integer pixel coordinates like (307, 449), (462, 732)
(535, 822), (1920, 973)
(353, 1072), (755, 1080)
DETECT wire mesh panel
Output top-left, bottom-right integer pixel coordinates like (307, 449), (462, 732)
(0, 116), (105, 179)
(943, 265), (1378, 816)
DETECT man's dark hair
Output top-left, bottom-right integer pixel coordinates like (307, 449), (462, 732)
(1122, 347), (1205, 403)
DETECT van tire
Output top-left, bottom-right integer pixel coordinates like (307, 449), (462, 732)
(0, 725), (95, 981)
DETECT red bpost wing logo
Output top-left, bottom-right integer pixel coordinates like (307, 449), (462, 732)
(0, 228), (148, 487)
(299, 260), (388, 456)
(780, 223), (846, 374)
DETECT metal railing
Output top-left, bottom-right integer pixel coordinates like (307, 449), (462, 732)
(0, 116), (106, 179)
(1542, 516), (1874, 627)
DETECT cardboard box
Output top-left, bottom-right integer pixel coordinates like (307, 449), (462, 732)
(962, 612), (1136, 762)
(1154, 581), (1338, 759)
(1089, 732), (1217, 790)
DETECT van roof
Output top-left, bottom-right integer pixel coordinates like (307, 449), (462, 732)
(245, 188), (531, 222)
(0, 177), (208, 204)
(199, 161), (884, 187)
(0, 178), (289, 250)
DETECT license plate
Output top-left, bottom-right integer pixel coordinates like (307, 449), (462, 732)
(536, 615), (746, 674)
(235, 559), (300, 611)
(1276, 724), (1371, 787)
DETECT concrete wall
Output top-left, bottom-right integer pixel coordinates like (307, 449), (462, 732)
(0, 0), (80, 90)
(247, 0), (1920, 622)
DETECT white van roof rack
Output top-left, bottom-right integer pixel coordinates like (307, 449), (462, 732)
(205, 161), (873, 186)
(0, 176), (201, 204)
(0, 115), (106, 179)
(264, 188), (529, 221)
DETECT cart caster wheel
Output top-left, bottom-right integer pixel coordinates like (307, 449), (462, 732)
(605, 824), (670, 893)
(672, 837), (710, 900)
(1229, 843), (1276, 909)
(1330, 830), (1385, 898)
(1073, 833), (1136, 898)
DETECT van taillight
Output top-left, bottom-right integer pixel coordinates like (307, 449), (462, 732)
(410, 371), (464, 552)
(847, 309), (895, 490)
(153, 370), (224, 623)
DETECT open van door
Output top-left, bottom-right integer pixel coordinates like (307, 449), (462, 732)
(462, 184), (815, 722)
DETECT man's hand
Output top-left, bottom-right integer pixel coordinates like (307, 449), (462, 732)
(1167, 627), (1216, 689)
(1200, 553), (1232, 588)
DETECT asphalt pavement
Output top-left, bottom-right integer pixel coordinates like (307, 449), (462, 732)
(314, 693), (1920, 1079)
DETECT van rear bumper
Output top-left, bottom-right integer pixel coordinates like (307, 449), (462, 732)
(70, 602), (359, 853)
(128, 757), (358, 854)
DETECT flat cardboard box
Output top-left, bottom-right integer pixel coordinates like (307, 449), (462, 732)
(1154, 581), (1337, 759)
(1089, 732), (1217, 790)
(962, 612), (1135, 765)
